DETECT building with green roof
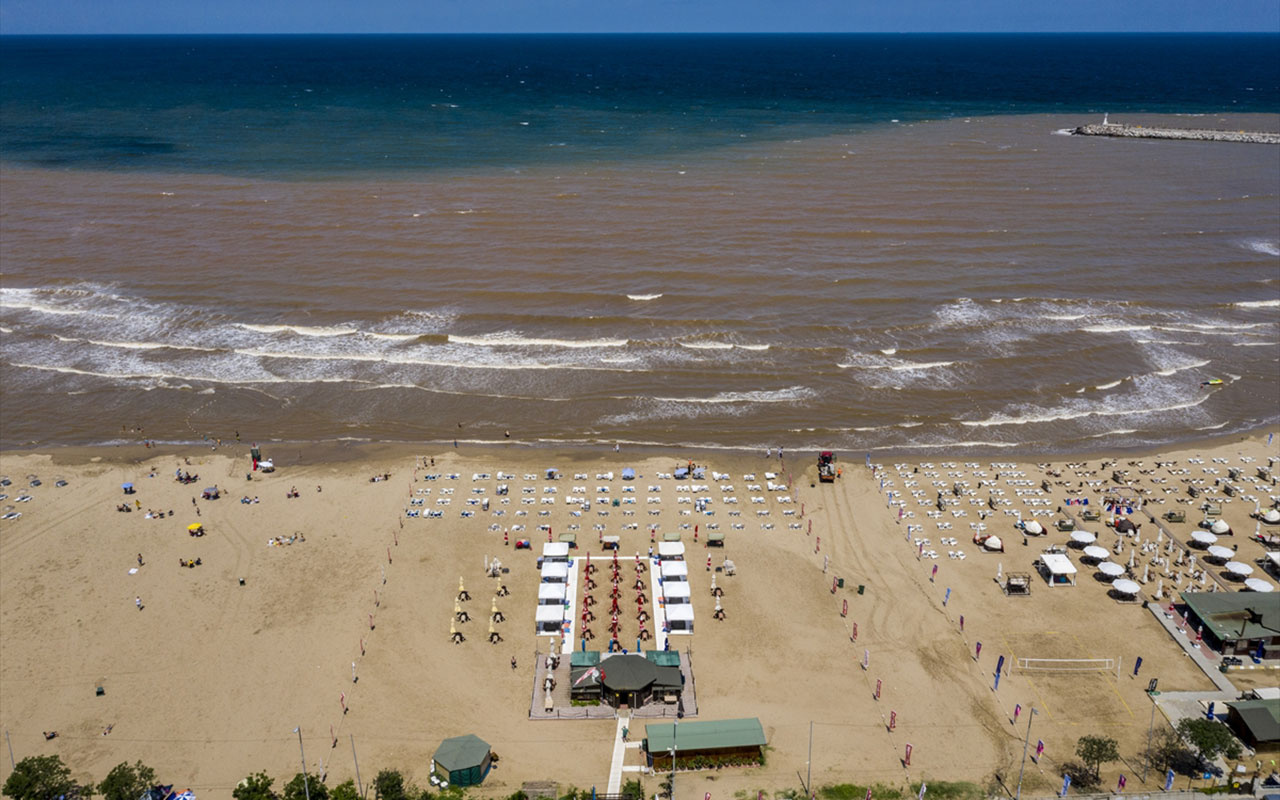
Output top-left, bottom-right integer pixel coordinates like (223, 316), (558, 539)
(1178, 592), (1280, 660)
(644, 718), (766, 770)
(1225, 699), (1279, 748)
(431, 734), (492, 787)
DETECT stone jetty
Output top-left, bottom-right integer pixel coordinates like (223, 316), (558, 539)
(1073, 122), (1280, 144)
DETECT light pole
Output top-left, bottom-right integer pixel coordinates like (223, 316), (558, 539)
(669, 719), (677, 800)
(294, 726), (311, 800)
(1143, 679), (1159, 784)
(1015, 706), (1039, 800)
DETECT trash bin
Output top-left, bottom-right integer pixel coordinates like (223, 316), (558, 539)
(857, 584), (865, 595)
(837, 578), (845, 588)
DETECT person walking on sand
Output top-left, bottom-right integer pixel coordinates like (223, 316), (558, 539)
(135, 596), (143, 611)
(137, 553), (144, 567)
(510, 656), (517, 670)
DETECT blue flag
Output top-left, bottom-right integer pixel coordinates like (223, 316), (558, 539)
(1164, 769), (1175, 791)
(1061, 774), (1071, 797)
(943, 587), (951, 606)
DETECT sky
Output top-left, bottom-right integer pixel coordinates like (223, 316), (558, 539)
(1, 0), (1278, 34)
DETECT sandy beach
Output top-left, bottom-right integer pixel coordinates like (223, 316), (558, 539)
(1, 431), (1277, 797)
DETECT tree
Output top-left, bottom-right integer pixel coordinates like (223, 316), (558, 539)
(1176, 718), (1243, 763)
(621, 780), (645, 800)
(282, 774), (328, 800)
(3, 755), (90, 800)
(1075, 735), (1119, 781)
(330, 781), (359, 800)
(233, 772), (279, 800)
(99, 761), (157, 800)
(373, 770), (408, 800)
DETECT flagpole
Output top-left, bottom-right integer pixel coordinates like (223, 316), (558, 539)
(1015, 707), (1038, 800)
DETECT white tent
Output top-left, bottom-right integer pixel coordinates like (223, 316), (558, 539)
(535, 605), (564, 633)
(542, 542), (570, 561)
(540, 562), (569, 583)
(658, 542), (686, 560)
(538, 583), (567, 604)
(662, 581), (691, 603)
(666, 604), (694, 632)
(660, 561), (689, 580)
(1023, 520), (1044, 535)
(1210, 519), (1231, 535)
(1041, 552), (1078, 586)
(1263, 508), (1280, 524)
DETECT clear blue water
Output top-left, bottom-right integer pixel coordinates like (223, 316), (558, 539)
(3, 34), (1278, 176)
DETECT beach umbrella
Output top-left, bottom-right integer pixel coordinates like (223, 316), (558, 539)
(122, 482), (133, 491)
(1205, 545), (1234, 561)
(187, 523), (203, 532)
(1224, 561), (1254, 577)
(1083, 545), (1109, 561)
(1243, 578), (1273, 592)
(1070, 530), (1097, 545)
(1097, 561), (1125, 579)
(1190, 531), (1217, 546)
(1210, 519), (1230, 535)
(1112, 579), (1141, 596)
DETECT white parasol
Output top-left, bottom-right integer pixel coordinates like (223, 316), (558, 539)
(1070, 530), (1097, 545)
(1243, 577), (1273, 592)
(1224, 561), (1254, 577)
(1097, 561), (1125, 578)
(1112, 578), (1141, 596)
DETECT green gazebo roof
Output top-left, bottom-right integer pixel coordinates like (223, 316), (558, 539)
(600, 654), (657, 691)
(434, 734), (491, 773)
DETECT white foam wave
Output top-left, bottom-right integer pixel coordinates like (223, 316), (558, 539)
(234, 348), (634, 373)
(1083, 324), (1151, 334)
(0, 293), (120, 319)
(876, 440), (1020, 450)
(1242, 239), (1280, 257)
(626, 293), (663, 301)
(678, 341), (734, 350)
(0, 326), (12, 333)
(237, 323), (359, 337)
(1152, 359), (1211, 377)
(366, 332), (420, 341)
(1089, 429), (1139, 437)
(1232, 341), (1278, 347)
(840, 360), (955, 372)
(1043, 314), (1086, 321)
(962, 393), (1211, 428)
(879, 348), (897, 355)
(448, 333), (628, 348)
(652, 386), (813, 404)
(1094, 380), (1123, 390)
(1234, 299), (1280, 308)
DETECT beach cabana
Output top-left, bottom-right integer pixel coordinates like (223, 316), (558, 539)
(666, 603), (694, 633)
(432, 734), (492, 787)
(622, 468), (636, 481)
(1210, 519), (1232, 536)
(1040, 552), (1078, 587)
(538, 583), (567, 606)
(673, 467), (689, 480)
(692, 467), (706, 480)
(542, 542), (570, 562)
(540, 562), (569, 583)
(1022, 520), (1044, 536)
(658, 542), (686, 561)
(535, 605), (564, 634)
(1262, 508), (1280, 525)
(660, 561), (689, 581)
(662, 580), (691, 604)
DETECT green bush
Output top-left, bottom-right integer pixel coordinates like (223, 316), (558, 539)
(283, 774), (328, 800)
(376, 771), (409, 800)
(3, 756), (92, 800)
(99, 761), (157, 800)
(234, 772), (278, 800)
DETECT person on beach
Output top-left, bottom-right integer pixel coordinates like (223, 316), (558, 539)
(511, 656), (517, 670)
(135, 596), (143, 611)
(137, 553), (144, 567)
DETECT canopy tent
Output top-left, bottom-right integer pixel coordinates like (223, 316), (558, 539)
(673, 467), (689, 479)
(1191, 531), (1218, 546)
(662, 581), (691, 602)
(666, 603), (694, 631)
(660, 561), (689, 580)
(1040, 552), (1078, 586)
(1225, 561), (1254, 577)
(1211, 519), (1232, 535)
(542, 542), (570, 560)
(622, 468), (636, 480)
(662, 532), (682, 542)
(1070, 530), (1097, 545)
(1082, 545), (1109, 561)
(1112, 578), (1141, 596)
(692, 467), (706, 480)
(658, 542), (686, 560)
(538, 583), (567, 604)
(1243, 578), (1274, 592)
(540, 562), (569, 582)
(432, 733), (492, 787)
(1097, 561), (1125, 578)
(535, 605), (565, 633)
(545, 468), (560, 480)
(1206, 545), (1235, 561)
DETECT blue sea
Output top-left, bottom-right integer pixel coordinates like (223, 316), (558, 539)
(1, 35), (1278, 452)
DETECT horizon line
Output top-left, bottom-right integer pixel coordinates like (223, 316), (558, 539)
(3, 30), (1278, 37)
